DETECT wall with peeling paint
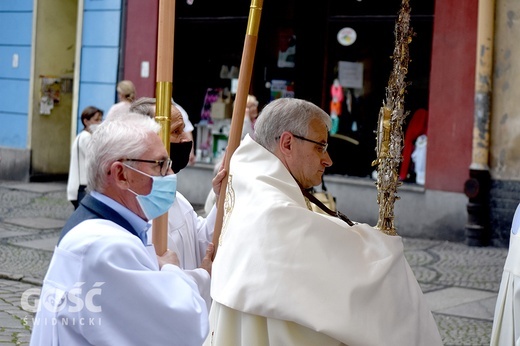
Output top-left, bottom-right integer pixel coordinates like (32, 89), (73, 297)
(490, 0), (520, 180)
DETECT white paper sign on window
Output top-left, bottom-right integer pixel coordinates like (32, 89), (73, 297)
(338, 61), (363, 89)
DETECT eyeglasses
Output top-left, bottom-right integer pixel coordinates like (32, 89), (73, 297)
(291, 134), (328, 153)
(119, 158), (172, 176)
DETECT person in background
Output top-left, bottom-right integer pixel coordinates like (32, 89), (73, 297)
(105, 80), (136, 120)
(205, 97), (442, 346)
(130, 97), (226, 309)
(241, 94), (259, 140)
(66, 106), (103, 209)
(31, 113), (209, 345)
(490, 202), (520, 345)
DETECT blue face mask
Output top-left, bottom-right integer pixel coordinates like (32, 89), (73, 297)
(124, 164), (177, 220)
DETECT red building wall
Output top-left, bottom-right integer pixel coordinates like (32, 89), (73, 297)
(123, 0), (159, 98)
(426, 0), (478, 192)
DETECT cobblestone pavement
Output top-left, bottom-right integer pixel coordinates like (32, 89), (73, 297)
(0, 180), (509, 345)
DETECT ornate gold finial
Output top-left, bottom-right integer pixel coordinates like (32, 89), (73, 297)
(373, 0), (414, 236)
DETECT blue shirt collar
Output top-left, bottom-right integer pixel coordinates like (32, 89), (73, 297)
(90, 191), (151, 245)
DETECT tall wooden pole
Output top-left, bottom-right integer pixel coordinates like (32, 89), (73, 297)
(152, 0), (175, 255)
(212, 0), (263, 258)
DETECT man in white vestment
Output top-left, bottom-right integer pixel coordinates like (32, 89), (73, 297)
(205, 98), (443, 346)
(30, 114), (209, 345)
(490, 202), (520, 345)
(130, 97), (226, 309)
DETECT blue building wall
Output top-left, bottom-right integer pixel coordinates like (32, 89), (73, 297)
(0, 0), (124, 179)
(76, 0), (123, 134)
(0, 1), (33, 149)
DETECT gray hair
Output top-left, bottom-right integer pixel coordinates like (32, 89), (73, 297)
(130, 97), (182, 120)
(129, 97), (156, 119)
(254, 98), (331, 152)
(86, 112), (161, 192)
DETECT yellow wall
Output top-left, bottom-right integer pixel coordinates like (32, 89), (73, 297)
(31, 0), (77, 174)
(491, 0), (520, 180)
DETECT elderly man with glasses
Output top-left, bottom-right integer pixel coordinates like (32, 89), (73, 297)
(205, 97), (442, 346)
(30, 113), (209, 345)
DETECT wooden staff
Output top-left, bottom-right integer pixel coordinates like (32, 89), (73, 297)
(212, 0), (263, 257)
(152, 0), (175, 255)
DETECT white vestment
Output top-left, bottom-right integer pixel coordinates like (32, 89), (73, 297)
(66, 130), (91, 201)
(149, 192), (217, 310)
(490, 203), (520, 345)
(205, 136), (442, 346)
(30, 219), (208, 346)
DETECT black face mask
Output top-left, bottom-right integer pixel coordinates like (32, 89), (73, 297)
(170, 141), (193, 173)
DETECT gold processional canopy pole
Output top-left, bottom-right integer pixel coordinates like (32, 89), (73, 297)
(372, 0), (413, 236)
(212, 0), (263, 258)
(152, 0), (175, 255)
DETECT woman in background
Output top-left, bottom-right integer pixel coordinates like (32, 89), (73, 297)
(66, 106), (103, 209)
(241, 94), (259, 140)
(105, 80), (136, 120)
